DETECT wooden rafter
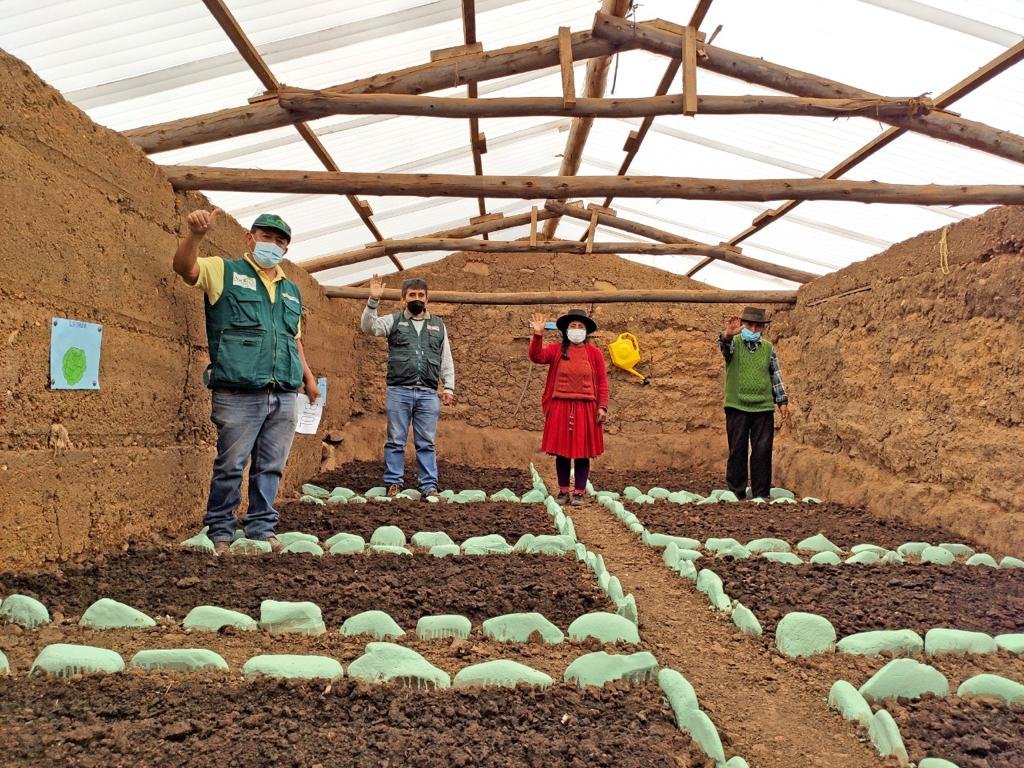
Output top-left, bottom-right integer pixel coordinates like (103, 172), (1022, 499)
(302, 208), (558, 273)
(278, 90), (935, 120)
(688, 33), (1024, 276)
(460, 0), (489, 226)
(545, 201), (816, 283)
(594, 15), (1024, 167)
(325, 287), (798, 305)
(198, 0), (400, 268)
(688, 0), (716, 29)
(542, 0), (634, 240)
(163, 167), (1024, 205)
(124, 29), (632, 154)
(359, 238), (742, 257)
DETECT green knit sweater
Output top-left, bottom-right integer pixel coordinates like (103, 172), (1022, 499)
(724, 338), (775, 412)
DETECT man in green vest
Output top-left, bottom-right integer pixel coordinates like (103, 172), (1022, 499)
(173, 208), (319, 554)
(361, 274), (455, 501)
(718, 307), (790, 500)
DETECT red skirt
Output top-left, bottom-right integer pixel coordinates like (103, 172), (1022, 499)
(541, 398), (605, 458)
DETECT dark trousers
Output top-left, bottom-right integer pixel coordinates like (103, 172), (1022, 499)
(725, 407), (775, 499)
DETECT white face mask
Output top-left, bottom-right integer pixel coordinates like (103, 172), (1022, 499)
(567, 328), (587, 344)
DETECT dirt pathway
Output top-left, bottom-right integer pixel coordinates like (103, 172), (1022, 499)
(569, 501), (887, 768)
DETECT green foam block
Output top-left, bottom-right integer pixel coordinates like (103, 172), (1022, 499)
(31, 644), (124, 677)
(897, 541), (930, 557)
(868, 709), (908, 764)
(809, 551), (842, 565)
(567, 612), (640, 644)
(647, 487), (672, 499)
(920, 545), (955, 565)
(775, 612), (836, 657)
(563, 651), (658, 687)
(925, 628), (996, 656)
(259, 600), (326, 636)
(521, 534), (575, 555)
(329, 487), (355, 500)
(348, 642), (450, 689)
(667, 491), (703, 504)
(229, 538), (271, 554)
(0, 650), (8, 674)
(429, 544), (461, 558)
(180, 531), (215, 554)
(243, 654), (343, 680)
(482, 612), (563, 644)
(956, 673), (1024, 705)
(182, 605), (257, 633)
(850, 544), (887, 556)
(301, 484), (330, 498)
(341, 610), (405, 640)
(796, 533), (841, 554)
(717, 544), (751, 560)
(845, 550), (881, 565)
(79, 598), (156, 630)
(696, 569), (731, 611)
(369, 525), (407, 547)
(705, 537), (742, 553)
(489, 489), (520, 502)
(965, 553), (998, 567)
(827, 680), (872, 728)
(746, 538), (791, 554)
(411, 531), (455, 548)
(1000, 555), (1024, 569)
(128, 649), (228, 672)
(859, 658), (949, 702)
(646, 533), (701, 550)
(658, 668), (698, 712)
(617, 594), (639, 626)
(762, 551), (803, 565)
(365, 486), (387, 498)
(452, 490), (487, 503)
(1, 594), (51, 628)
(994, 633), (1024, 654)
(461, 534), (512, 555)
(675, 708), (726, 764)
(919, 760), (961, 768)
(416, 615), (471, 641)
(453, 660), (552, 689)
(731, 603), (762, 636)
(275, 532), (319, 546)
(837, 629), (923, 657)
(299, 495), (325, 506)
(326, 533), (366, 554)
(281, 541), (325, 556)
(938, 543), (975, 558)
(369, 544), (413, 555)
(769, 487), (796, 500)
(520, 488), (546, 503)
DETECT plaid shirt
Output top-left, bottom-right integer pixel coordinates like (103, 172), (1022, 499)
(718, 335), (788, 405)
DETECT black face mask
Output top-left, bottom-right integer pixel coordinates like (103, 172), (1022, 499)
(407, 300), (426, 315)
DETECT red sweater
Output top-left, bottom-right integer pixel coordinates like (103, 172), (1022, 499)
(528, 335), (609, 413)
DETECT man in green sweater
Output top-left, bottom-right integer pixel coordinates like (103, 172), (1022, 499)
(718, 307), (790, 500)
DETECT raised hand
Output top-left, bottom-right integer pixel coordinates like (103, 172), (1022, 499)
(723, 315), (742, 339)
(369, 274), (385, 300)
(529, 312), (546, 335)
(186, 207), (221, 237)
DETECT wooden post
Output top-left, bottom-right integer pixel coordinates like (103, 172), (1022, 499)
(325, 286), (798, 305)
(585, 210), (599, 254)
(683, 26), (698, 116)
(558, 27), (577, 109)
(529, 206), (538, 245)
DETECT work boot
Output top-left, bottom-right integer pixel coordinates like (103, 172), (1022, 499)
(263, 535), (285, 554)
(213, 540), (230, 556)
(570, 493), (585, 506)
(556, 491), (571, 504)
(387, 484), (402, 498)
(423, 488), (440, 503)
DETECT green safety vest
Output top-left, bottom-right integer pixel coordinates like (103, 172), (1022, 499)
(203, 258), (303, 390)
(386, 311), (446, 390)
(723, 338), (775, 412)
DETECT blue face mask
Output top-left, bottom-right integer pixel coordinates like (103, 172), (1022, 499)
(739, 327), (761, 343)
(251, 241), (285, 268)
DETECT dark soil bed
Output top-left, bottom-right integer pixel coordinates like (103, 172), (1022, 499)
(310, 460), (533, 495)
(0, 677), (711, 768)
(887, 696), (1024, 768)
(0, 551), (613, 627)
(634, 501), (976, 551)
(708, 560), (1024, 636)
(589, 468), (724, 497)
(276, 499), (553, 541)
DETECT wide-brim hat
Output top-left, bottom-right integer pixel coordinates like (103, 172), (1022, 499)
(556, 308), (597, 334)
(738, 306), (771, 324)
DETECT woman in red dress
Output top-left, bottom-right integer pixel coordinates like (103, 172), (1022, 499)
(528, 308), (609, 505)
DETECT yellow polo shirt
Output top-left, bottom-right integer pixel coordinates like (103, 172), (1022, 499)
(194, 254), (301, 338)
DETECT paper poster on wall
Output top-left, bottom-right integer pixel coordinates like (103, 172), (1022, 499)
(50, 317), (103, 390)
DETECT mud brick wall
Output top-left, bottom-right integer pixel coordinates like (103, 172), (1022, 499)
(0, 51), (362, 570)
(772, 205), (1024, 553)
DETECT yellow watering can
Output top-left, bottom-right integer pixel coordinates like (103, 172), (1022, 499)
(608, 332), (648, 383)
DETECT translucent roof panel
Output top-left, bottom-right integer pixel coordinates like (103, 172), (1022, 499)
(3, 0), (1023, 290)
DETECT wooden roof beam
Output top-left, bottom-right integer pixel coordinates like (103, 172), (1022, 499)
(198, 0), (398, 267)
(125, 29), (631, 154)
(460, 0), (489, 228)
(325, 287), (798, 305)
(360, 238), (741, 257)
(542, 0), (634, 240)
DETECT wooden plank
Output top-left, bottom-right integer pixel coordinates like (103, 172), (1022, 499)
(473, 132), (488, 153)
(430, 42), (483, 62)
(623, 129), (642, 153)
(529, 206), (538, 246)
(586, 203), (616, 216)
(164, 166), (1024, 205)
(325, 287), (799, 305)
(688, 0), (715, 29)
(585, 210), (599, 254)
(683, 27), (698, 116)
(558, 26), (577, 108)
(469, 212), (505, 224)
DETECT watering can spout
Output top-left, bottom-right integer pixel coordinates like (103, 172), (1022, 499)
(608, 333), (648, 383)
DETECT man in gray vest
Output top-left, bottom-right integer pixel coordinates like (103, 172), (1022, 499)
(361, 274), (455, 501)
(173, 208), (319, 554)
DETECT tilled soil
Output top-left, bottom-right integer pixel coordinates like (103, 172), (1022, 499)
(632, 501), (976, 551)
(589, 468), (723, 497)
(0, 551), (614, 627)
(887, 696), (1024, 768)
(0, 677), (711, 768)
(709, 559), (1024, 636)
(276, 499), (554, 541)
(310, 460), (533, 495)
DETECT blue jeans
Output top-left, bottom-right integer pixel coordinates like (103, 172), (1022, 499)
(203, 389), (297, 542)
(384, 386), (440, 492)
